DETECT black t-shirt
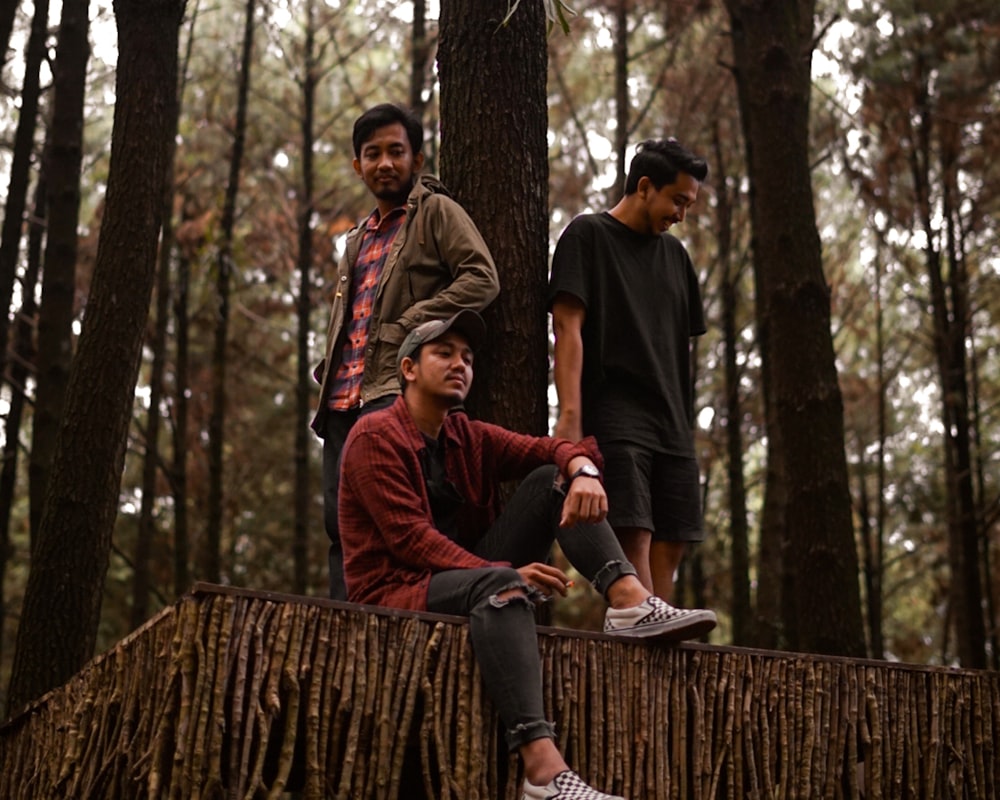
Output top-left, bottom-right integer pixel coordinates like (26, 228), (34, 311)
(420, 433), (465, 539)
(547, 212), (705, 455)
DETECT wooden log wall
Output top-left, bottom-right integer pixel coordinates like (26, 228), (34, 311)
(1, 583), (997, 799)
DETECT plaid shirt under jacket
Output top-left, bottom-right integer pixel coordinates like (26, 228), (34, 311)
(327, 208), (407, 410)
(338, 396), (603, 611)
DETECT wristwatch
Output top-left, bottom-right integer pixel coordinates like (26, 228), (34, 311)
(569, 464), (601, 481)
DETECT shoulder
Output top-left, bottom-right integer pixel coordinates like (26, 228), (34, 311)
(346, 400), (409, 449)
(659, 232), (690, 255)
(560, 212), (607, 237)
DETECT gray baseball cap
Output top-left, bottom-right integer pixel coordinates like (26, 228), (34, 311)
(397, 309), (487, 366)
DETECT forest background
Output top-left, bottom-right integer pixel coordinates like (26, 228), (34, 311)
(0, 0), (998, 715)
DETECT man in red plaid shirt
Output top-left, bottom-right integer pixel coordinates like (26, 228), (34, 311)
(312, 104), (499, 599)
(339, 310), (716, 800)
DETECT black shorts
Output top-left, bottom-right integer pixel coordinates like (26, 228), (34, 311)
(600, 441), (703, 543)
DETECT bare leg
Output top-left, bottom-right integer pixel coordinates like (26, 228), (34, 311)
(650, 540), (685, 602)
(613, 526), (653, 592)
(519, 737), (570, 786)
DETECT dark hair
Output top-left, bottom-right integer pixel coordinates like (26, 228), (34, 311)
(352, 104), (424, 158)
(624, 138), (708, 194)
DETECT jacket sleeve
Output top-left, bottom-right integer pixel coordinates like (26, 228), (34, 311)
(466, 417), (604, 483)
(340, 428), (500, 573)
(397, 194), (500, 330)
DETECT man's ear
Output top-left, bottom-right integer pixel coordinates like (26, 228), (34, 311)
(413, 151), (425, 172)
(399, 355), (417, 385)
(637, 175), (651, 199)
(352, 157), (362, 177)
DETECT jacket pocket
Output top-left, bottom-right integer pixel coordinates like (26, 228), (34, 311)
(379, 322), (408, 345)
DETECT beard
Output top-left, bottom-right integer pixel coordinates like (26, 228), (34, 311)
(373, 177), (415, 208)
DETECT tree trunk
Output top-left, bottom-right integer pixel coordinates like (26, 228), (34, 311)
(6, 0), (185, 715)
(292, 0), (316, 595)
(409, 0), (433, 124)
(172, 237), (192, 597)
(712, 123), (752, 646)
(0, 0), (48, 380)
(169, 0), (201, 601)
(0, 175), (44, 673)
(723, 0), (865, 656)
(132, 84), (181, 630)
(871, 245), (886, 658)
(28, 0), (90, 542)
(926, 117), (985, 668)
(437, 0), (549, 436)
(0, 0), (19, 71)
(206, 0), (254, 584)
(610, 0), (628, 205)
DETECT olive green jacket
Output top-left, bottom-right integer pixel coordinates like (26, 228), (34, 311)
(311, 175), (499, 434)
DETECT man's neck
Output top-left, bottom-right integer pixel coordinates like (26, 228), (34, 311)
(403, 392), (449, 439)
(609, 195), (642, 233)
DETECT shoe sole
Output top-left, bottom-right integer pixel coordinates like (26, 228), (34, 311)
(606, 610), (717, 643)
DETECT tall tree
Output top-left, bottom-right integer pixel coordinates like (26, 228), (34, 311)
(409, 0), (433, 123)
(0, 176), (44, 673)
(291, 0), (317, 594)
(131, 62), (184, 630)
(6, 0), (186, 714)
(712, 120), (753, 645)
(28, 0), (91, 541)
(437, 0), (549, 436)
(0, 0), (19, 71)
(0, 0), (48, 382)
(205, 0), (255, 583)
(722, 0), (865, 655)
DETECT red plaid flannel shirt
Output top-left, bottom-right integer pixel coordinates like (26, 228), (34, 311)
(328, 207), (407, 410)
(338, 396), (604, 610)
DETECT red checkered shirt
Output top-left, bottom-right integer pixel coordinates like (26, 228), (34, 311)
(338, 396), (604, 611)
(328, 207), (407, 410)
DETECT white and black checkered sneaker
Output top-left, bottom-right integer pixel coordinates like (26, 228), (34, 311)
(521, 769), (626, 800)
(604, 596), (717, 641)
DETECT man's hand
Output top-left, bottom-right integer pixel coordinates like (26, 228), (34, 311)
(517, 562), (573, 600)
(559, 474), (608, 528)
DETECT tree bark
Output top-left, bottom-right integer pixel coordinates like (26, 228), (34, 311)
(409, 0), (433, 124)
(723, 0), (865, 656)
(712, 122), (752, 646)
(610, 0), (628, 205)
(6, 0), (185, 715)
(0, 0), (48, 381)
(28, 0), (91, 542)
(292, 0), (316, 595)
(206, 0), (255, 583)
(132, 79), (182, 630)
(0, 175), (44, 673)
(0, 0), (19, 71)
(437, 0), (549, 436)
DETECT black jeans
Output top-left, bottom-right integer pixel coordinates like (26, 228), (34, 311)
(426, 465), (637, 751)
(323, 396), (396, 599)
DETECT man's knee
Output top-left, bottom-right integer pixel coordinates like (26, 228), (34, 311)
(521, 464), (561, 494)
(467, 567), (534, 610)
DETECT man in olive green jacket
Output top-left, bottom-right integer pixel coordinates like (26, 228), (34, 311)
(312, 103), (499, 598)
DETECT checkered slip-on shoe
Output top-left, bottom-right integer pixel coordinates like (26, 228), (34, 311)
(522, 770), (626, 800)
(604, 596), (717, 642)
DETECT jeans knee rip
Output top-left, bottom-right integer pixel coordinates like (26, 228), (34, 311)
(488, 580), (533, 609)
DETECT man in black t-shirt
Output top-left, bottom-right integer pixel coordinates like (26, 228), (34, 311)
(548, 138), (710, 606)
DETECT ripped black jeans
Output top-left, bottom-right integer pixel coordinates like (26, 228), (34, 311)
(426, 465), (637, 752)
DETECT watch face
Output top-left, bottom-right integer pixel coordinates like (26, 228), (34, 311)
(577, 465), (600, 478)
